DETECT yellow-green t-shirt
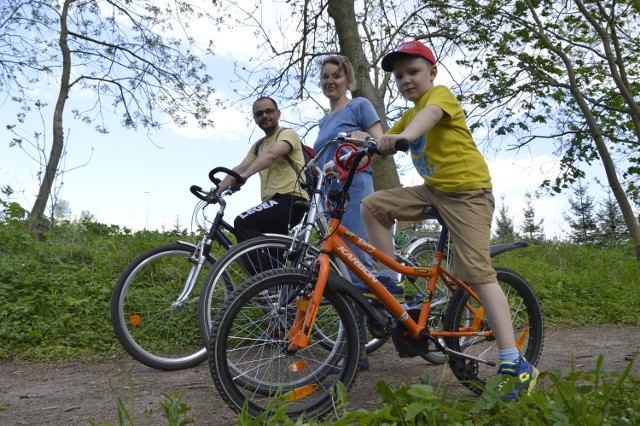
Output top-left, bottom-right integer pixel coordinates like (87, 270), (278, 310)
(244, 128), (309, 201)
(388, 85), (492, 192)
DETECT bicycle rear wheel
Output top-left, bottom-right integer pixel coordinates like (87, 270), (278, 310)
(111, 243), (222, 370)
(443, 267), (544, 393)
(208, 268), (361, 419)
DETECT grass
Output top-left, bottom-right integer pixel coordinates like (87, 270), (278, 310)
(0, 218), (638, 361)
(1, 218), (639, 424)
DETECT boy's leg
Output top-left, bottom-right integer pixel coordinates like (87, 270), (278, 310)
(361, 185), (435, 259)
(361, 185), (435, 299)
(360, 203), (395, 257)
(432, 187), (537, 398)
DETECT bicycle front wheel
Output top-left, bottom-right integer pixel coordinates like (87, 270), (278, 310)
(111, 243), (218, 371)
(443, 267), (544, 393)
(198, 235), (342, 347)
(209, 268), (361, 419)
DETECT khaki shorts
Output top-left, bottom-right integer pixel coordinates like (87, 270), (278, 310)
(362, 185), (496, 284)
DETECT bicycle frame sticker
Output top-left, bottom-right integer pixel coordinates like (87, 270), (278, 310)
(336, 245), (377, 281)
(344, 230), (375, 252)
(324, 226), (334, 237)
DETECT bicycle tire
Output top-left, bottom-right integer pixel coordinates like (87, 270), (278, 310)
(208, 268), (361, 419)
(442, 267), (544, 393)
(110, 243), (219, 371)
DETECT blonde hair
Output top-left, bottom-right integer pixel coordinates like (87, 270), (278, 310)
(319, 55), (357, 92)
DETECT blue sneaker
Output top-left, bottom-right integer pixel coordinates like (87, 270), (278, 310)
(497, 356), (539, 400)
(355, 275), (405, 302)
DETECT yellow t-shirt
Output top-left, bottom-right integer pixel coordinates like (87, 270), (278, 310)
(244, 128), (309, 201)
(389, 85), (492, 192)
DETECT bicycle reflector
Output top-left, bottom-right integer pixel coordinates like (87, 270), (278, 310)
(129, 313), (141, 328)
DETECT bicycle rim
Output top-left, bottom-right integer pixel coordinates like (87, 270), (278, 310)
(199, 236), (301, 345)
(199, 235), (342, 347)
(110, 244), (213, 370)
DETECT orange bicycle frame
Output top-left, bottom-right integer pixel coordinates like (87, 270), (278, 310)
(287, 216), (491, 353)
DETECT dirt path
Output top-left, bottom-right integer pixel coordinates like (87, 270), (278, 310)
(1, 325), (639, 425)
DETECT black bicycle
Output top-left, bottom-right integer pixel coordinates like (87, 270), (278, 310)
(110, 167), (242, 371)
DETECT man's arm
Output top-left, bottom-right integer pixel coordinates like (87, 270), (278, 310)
(238, 138), (292, 182)
(217, 160), (251, 194)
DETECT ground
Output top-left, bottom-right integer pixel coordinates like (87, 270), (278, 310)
(1, 325), (639, 426)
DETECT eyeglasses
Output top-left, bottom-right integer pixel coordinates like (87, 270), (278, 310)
(253, 108), (277, 118)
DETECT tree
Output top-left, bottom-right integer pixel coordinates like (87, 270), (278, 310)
(208, 0), (640, 258)
(520, 192), (544, 243)
(563, 180), (598, 244)
(208, 0), (469, 193)
(426, 0), (640, 259)
(493, 195), (516, 242)
(596, 191), (629, 246)
(1, 0), (217, 228)
(52, 199), (72, 221)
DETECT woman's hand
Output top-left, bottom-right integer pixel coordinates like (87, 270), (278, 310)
(347, 131), (371, 145)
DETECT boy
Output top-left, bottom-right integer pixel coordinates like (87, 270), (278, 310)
(360, 40), (538, 399)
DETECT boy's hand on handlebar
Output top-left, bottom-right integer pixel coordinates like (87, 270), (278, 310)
(377, 134), (407, 155)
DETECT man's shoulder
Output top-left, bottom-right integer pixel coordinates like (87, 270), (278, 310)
(277, 127), (301, 143)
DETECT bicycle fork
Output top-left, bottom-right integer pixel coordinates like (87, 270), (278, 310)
(285, 253), (333, 355)
(172, 237), (210, 309)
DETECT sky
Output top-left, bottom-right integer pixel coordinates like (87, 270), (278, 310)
(0, 2), (611, 240)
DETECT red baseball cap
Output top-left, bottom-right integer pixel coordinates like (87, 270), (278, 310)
(381, 41), (437, 72)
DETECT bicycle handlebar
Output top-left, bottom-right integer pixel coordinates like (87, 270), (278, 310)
(320, 136), (410, 213)
(208, 166), (244, 187)
(190, 185), (216, 203)
(189, 167), (244, 204)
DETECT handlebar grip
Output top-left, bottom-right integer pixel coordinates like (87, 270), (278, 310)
(208, 166), (244, 186)
(395, 138), (410, 152)
(190, 185), (207, 201)
(365, 138), (411, 156)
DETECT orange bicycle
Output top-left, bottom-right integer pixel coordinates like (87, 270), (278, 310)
(208, 137), (544, 419)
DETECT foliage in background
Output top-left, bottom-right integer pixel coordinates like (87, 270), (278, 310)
(0, 217), (638, 361)
(493, 241), (640, 325)
(0, 217), (229, 360)
(1, 0), (218, 226)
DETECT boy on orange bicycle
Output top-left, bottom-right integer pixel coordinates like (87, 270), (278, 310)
(361, 40), (538, 400)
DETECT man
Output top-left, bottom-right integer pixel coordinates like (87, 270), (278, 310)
(219, 96), (309, 243)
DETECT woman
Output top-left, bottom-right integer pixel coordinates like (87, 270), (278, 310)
(313, 54), (383, 286)
(313, 55), (383, 371)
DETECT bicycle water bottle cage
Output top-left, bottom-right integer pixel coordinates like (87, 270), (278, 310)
(334, 143), (371, 181)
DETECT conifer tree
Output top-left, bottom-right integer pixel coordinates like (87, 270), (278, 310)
(563, 180), (598, 244)
(493, 195), (516, 242)
(597, 191), (629, 246)
(520, 192), (544, 243)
